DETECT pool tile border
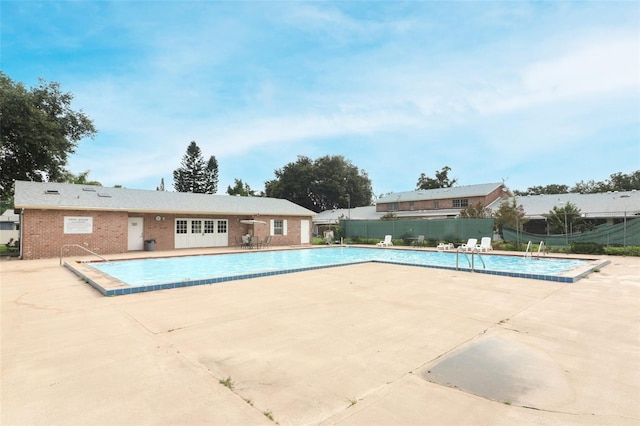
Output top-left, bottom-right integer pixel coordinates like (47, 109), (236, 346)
(64, 260), (373, 296)
(371, 258), (609, 284)
(63, 254), (610, 297)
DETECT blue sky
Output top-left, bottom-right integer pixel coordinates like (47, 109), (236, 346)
(2, 1), (639, 199)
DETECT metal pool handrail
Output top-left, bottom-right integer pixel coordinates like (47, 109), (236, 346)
(59, 244), (110, 265)
(456, 248), (486, 271)
(456, 249), (471, 269)
(473, 250), (486, 270)
(524, 240), (546, 259)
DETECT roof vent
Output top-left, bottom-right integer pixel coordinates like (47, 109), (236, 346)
(45, 190), (60, 195)
(83, 187), (97, 192)
(98, 192), (112, 198)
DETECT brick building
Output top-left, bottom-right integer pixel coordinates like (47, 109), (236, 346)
(375, 182), (510, 218)
(13, 181), (315, 259)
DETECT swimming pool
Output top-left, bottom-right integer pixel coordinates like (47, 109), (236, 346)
(65, 247), (608, 296)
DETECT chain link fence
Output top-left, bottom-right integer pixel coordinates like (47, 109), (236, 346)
(502, 217), (639, 247)
(340, 218), (494, 243)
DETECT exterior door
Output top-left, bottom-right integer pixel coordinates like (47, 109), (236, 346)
(214, 219), (228, 246)
(128, 217), (144, 250)
(175, 219), (189, 249)
(300, 220), (310, 244)
(191, 219), (203, 247)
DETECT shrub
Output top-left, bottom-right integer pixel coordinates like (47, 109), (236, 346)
(570, 242), (604, 255)
(604, 246), (640, 256)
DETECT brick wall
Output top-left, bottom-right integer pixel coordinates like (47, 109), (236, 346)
(20, 210), (313, 259)
(134, 213), (175, 251)
(376, 187), (508, 213)
(230, 216), (308, 246)
(21, 209), (128, 260)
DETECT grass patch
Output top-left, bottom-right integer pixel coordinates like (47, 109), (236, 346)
(219, 376), (234, 390)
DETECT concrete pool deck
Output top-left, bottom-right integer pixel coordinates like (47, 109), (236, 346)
(1, 247), (639, 425)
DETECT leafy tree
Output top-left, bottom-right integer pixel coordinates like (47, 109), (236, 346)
(173, 141), (218, 194)
(265, 156), (314, 208)
(380, 212), (397, 220)
(493, 197), (527, 236)
(309, 155), (372, 212)
(515, 171), (639, 195)
(0, 197), (14, 213)
(0, 72), (97, 199)
(572, 171), (640, 193)
(60, 170), (101, 186)
(227, 179), (257, 196)
(570, 180), (605, 194)
(459, 202), (492, 218)
(416, 166), (457, 190)
(546, 202), (591, 234)
(514, 184), (569, 196)
(264, 155), (372, 213)
(606, 171), (640, 191)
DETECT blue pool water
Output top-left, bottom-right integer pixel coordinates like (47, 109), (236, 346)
(88, 247), (591, 290)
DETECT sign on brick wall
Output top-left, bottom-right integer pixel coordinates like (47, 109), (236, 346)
(64, 216), (93, 234)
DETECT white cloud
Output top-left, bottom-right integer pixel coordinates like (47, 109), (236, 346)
(467, 36), (639, 116)
(58, 2), (639, 193)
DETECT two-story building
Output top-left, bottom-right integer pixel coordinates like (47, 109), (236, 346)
(375, 182), (510, 218)
(313, 182), (510, 236)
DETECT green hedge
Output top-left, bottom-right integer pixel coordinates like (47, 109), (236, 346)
(570, 242), (605, 255)
(603, 246), (640, 256)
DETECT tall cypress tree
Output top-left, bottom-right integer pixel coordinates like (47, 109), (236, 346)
(173, 141), (206, 193)
(204, 155), (219, 194)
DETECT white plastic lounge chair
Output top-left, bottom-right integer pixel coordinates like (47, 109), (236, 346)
(414, 235), (425, 247)
(437, 242), (454, 251)
(324, 230), (334, 245)
(376, 235), (393, 247)
(477, 237), (493, 252)
(458, 238), (478, 252)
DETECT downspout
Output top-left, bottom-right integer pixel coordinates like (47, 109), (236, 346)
(17, 208), (23, 259)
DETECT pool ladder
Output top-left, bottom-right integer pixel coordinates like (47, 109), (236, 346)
(455, 247), (485, 272)
(524, 241), (546, 259)
(59, 244), (110, 265)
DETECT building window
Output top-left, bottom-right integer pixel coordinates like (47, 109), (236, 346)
(217, 220), (227, 234)
(204, 220), (215, 234)
(389, 203), (398, 212)
(453, 199), (469, 208)
(434, 200), (439, 209)
(409, 202), (414, 211)
(273, 219), (284, 235)
(176, 220), (187, 234)
(192, 220), (202, 234)
(270, 219), (287, 236)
